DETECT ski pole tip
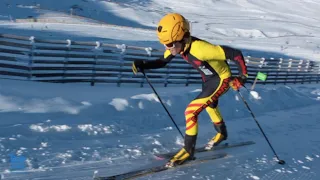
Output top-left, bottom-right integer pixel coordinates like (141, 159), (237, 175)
(278, 160), (286, 165)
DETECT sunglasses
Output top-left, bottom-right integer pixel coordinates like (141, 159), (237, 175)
(164, 43), (175, 49)
(164, 41), (178, 49)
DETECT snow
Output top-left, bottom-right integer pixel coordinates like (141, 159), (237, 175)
(0, 95), (86, 114)
(29, 124), (72, 133)
(108, 98), (129, 111)
(0, 0), (320, 180)
(250, 90), (262, 100)
(131, 94), (160, 102)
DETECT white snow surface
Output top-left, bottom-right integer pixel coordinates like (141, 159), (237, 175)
(0, 0), (320, 180)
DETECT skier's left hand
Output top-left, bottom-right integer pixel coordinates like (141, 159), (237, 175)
(132, 60), (145, 75)
(229, 74), (248, 90)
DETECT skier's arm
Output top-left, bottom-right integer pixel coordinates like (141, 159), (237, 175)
(144, 51), (174, 69)
(220, 45), (248, 90)
(132, 50), (174, 74)
(220, 45), (248, 76)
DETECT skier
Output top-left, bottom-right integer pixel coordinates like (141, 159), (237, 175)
(132, 13), (248, 168)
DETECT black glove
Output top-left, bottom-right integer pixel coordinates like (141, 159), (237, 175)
(132, 60), (145, 74)
(238, 74), (248, 84)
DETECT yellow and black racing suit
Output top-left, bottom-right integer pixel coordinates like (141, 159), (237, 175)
(142, 36), (247, 160)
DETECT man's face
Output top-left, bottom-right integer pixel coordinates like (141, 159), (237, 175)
(164, 41), (183, 55)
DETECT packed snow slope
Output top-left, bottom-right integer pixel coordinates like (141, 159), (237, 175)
(0, 80), (319, 179)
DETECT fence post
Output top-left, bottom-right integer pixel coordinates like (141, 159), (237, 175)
(65, 39), (71, 83)
(305, 60), (311, 84)
(298, 59), (303, 72)
(269, 57), (277, 85)
(276, 58), (283, 84)
(244, 57), (250, 84)
(287, 59), (292, 84)
(144, 47), (153, 87)
(116, 44), (126, 87)
(298, 59), (303, 84)
(28, 36), (35, 80)
(92, 41), (101, 86)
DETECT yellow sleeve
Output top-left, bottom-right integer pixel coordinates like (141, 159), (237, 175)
(189, 40), (226, 61)
(164, 50), (171, 59)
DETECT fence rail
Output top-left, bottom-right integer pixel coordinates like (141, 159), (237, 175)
(0, 33), (319, 87)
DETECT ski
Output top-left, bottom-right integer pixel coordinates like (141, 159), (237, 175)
(155, 140), (255, 159)
(93, 153), (227, 180)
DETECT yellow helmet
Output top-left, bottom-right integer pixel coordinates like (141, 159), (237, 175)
(157, 13), (190, 45)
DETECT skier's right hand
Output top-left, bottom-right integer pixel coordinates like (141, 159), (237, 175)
(229, 74), (247, 91)
(132, 60), (145, 74)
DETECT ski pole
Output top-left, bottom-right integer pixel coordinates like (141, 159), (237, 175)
(142, 71), (184, 139)
(237, 90), (286, 165)
(243, 85), (250, 92)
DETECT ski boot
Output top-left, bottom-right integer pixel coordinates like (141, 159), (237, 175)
(165, 134), (197, 168)
(205, 121), (228, 150)
(165, 148), (195, 168)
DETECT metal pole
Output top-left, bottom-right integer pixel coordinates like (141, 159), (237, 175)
(237, 89), (285, 165)
(142, 71), (184, 139)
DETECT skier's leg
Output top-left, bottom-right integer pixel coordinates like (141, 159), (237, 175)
(166, 77), (230, 167)
(204, 79), (230, 150)
(205, 104), (228, 150)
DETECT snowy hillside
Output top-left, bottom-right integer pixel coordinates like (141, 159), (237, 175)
(0, 0), (320, 180)
(1, 0), (320, 60)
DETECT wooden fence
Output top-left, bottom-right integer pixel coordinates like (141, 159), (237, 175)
(0, 33), (319, 87)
